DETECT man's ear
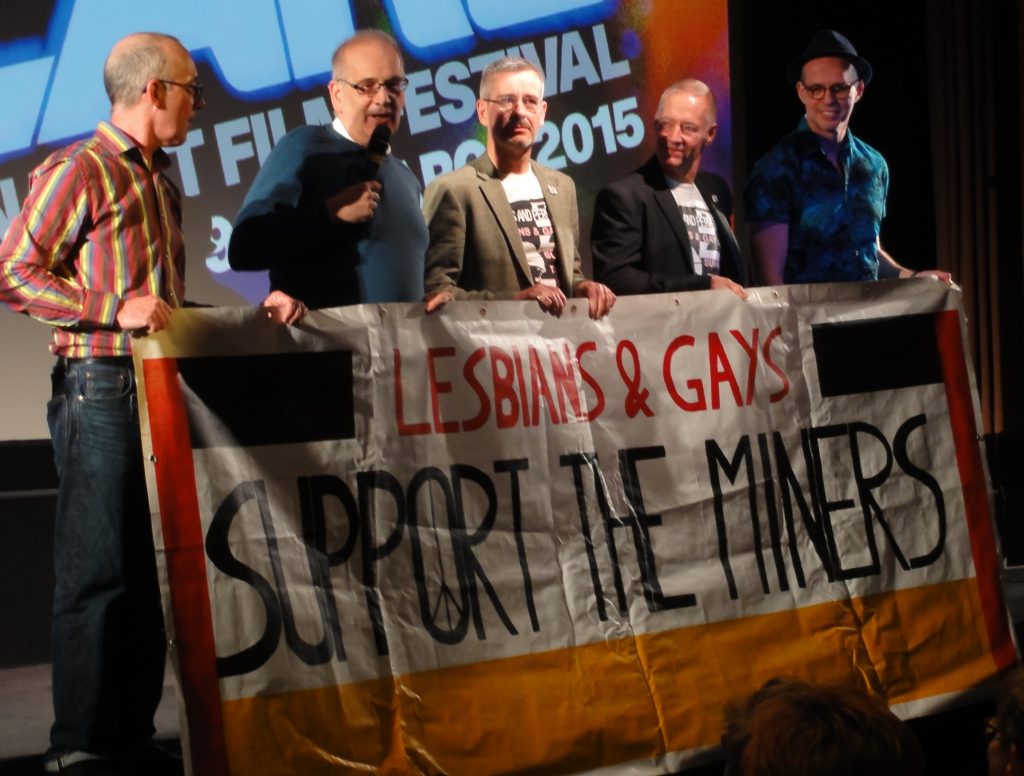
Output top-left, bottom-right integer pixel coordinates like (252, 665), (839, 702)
(705, 123), (718, 146)
(327, 79), (345, 117)
(795, 81), (811, 108)
(142, 79), (166, 108)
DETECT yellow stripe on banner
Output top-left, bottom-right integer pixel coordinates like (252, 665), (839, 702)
(221, 578), (1000, 774)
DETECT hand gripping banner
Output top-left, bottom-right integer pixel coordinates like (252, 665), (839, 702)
(134, 281), (1015, 775)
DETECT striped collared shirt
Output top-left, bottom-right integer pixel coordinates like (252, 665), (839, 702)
(0, 120), (185, 357)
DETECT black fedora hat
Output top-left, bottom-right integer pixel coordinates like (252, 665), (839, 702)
(786, 29), (873, 85)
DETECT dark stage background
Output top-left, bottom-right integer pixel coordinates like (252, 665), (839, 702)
(731, 0), (1024, 573)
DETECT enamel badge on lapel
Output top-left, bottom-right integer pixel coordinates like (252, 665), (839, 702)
(547, 185), (558, 195)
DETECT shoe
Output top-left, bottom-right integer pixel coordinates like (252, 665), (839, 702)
(118, 742), (184, 776)
(44, 751), (125, 775)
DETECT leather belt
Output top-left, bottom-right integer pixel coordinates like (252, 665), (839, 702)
(57, 356), (134, 369)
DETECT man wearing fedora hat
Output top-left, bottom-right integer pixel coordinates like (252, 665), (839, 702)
(744, 29), (951, 286)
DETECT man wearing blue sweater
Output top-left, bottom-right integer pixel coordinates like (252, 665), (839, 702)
(229, 30), (426, 308)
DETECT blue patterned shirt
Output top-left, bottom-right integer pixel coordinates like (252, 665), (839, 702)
(744, 118), (889, 283)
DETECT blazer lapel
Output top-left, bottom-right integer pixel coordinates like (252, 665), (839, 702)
(695, 174), (747, 284)
(534, 162), (574, 290)
(473, 157), (534, 285)
(643, 159), (692, 258)
(654, 186), (692, 257)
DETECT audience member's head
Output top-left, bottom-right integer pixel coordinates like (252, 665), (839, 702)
(989, 668), (1024, 776)
(721, 678), (924, 776)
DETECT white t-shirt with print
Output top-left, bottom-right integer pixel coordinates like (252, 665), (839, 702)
(667, 179), (721, 276)
(501, 171), (559, 287)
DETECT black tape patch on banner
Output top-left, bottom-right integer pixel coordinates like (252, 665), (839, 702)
(176, 351), (354, 448)
(812, 313), (943, 397)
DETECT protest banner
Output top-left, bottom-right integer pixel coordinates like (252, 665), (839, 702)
(135, 280), (1015, 774)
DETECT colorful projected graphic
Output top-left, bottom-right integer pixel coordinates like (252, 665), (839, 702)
(0, 0), (732, 304)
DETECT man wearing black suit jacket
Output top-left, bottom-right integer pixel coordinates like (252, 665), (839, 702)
(591, 79), (747, 297)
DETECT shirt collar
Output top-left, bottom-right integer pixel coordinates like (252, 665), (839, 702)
(94, 120), (172, 171)
(794, 116), (853, 159)
(331, 116), (392, 156)
(663, 175), (695, 190)
(331, 116), (355, 143)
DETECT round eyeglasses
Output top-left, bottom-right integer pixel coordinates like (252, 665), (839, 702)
(800, 81), (859, 101)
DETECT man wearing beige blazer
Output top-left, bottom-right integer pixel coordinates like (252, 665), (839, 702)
(423, 56), (615, 319)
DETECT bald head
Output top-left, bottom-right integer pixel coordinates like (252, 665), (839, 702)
(656, 79), (717, 125)
(331, 29), (403, 80)
(104, 32), (187, 109)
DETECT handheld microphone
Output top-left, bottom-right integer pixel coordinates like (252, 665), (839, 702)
(366, 124), (392, 179)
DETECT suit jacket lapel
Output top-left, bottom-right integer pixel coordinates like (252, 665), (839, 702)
(654, 187), (692, 257)
(472, 156), (533, 285)
(645, 158), (692, 259)
(694, 174), (730, 241)
(533, 162), (574, 290)
(694, 174), (746, 284)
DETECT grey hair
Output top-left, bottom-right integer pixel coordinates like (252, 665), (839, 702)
(479, 56), (545, 99)
(332, 30), (404, 80)
(103, 33), (183, 108)
(656, 78), (717, 125)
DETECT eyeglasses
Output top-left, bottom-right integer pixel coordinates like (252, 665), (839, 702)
(157, 79), (204, 109)
(338, 77), (410, 97)
(654, 118), (703, 136)
(800, 81), (859, 101)
(481, 95), (543, 113)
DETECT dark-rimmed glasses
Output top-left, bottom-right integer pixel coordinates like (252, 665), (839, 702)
(338, 77), (410, 97)
(481, 95), (542, 113)
(157, 79), (204, 109)
(800, 81), (859, 101)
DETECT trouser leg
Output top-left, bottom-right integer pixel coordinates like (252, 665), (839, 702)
(47, 362), (165, 757)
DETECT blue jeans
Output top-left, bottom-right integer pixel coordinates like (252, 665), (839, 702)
(46, 360), (166, 757)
